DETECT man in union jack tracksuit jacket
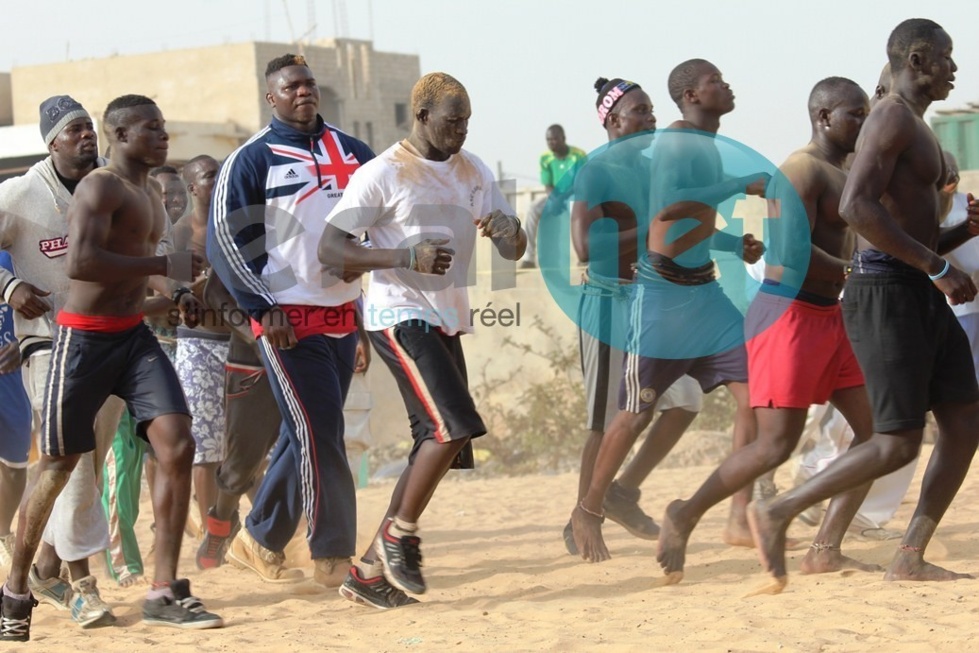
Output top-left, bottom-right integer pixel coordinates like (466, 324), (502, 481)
(207, 54), (374, 586)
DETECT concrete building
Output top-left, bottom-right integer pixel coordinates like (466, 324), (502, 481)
(0, 39), (419, 179)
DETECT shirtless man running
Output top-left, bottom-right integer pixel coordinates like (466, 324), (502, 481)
(749, 18), (979, 589)
(572, 58), (766, 564)
(654, 77), (880, 585)
(0, 95), (222, 641)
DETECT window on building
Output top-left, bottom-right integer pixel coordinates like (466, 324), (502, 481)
(353, 121), (361, 139)
(395, 103), (409, 129)
(318, 86), (342, 127)
(366, 122), (374, 150)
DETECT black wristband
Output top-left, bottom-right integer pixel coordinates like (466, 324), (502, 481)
(171, 286), (193, 304)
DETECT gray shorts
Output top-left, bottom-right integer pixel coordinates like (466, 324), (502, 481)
(578, 276), (703, 429)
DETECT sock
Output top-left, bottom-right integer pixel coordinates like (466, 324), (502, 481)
(2, 582), (31, 601)
(392, 517), (418, 534)
(147, 582), (175, 601)
(356, 557), (383, 578)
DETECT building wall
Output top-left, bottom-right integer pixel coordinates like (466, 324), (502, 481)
(0, 73), (11, 126)
(933, 112), (979, 171)
(11, 42), (266, 136)
(269, 39), (419, 152)
(8, 39), (419, 160)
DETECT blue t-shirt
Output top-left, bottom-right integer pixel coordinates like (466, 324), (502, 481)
(0, 251), (32, 466)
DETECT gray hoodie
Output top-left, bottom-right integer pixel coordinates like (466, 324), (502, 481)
(0, 156), (170, 356)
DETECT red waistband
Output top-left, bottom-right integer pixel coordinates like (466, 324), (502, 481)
(57, 310), (145, 333)
(250, 302), (358, 341)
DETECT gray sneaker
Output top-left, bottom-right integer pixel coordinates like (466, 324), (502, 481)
(27, 565), (71, 611)
(142, 579), (224, 630)
(69, 576), (116, 629)
(603, 481), (659, 540)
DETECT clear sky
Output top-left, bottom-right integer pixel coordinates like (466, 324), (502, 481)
(2, 0), (976, 185)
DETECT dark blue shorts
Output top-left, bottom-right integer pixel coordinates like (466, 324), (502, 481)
(42, 323), (190, 456)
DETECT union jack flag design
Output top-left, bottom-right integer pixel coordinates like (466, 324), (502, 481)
(268, 131), (363, 204)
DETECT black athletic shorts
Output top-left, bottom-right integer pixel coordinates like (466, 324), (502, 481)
(368, 321), (486, 469)
(42, 322), (190, 456)
(843, 270), (979, 433)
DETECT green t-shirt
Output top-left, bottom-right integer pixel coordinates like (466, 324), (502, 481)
(539, 146), (587, 188)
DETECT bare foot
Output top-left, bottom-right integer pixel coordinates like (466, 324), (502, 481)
(570, 505), (610, 563)
(799, 546), (882, 575)
(742, 576), (788, 597)
(746, 499), (790, 582)
(884, 550), (974, 581)
(656, 500), (693, 582)
(722, 519), (754, 548)
(724, 520), (803, 550)
(117, 573), (144, 588)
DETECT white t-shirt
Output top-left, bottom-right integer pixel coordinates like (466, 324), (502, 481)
(326, 142), (512, 335)
(942, 192), (979, 317)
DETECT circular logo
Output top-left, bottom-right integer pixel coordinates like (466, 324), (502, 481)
(639, 387), (657, 404)
(538, 128), (809, 360)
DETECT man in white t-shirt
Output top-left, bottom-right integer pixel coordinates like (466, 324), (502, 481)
(320, 72), (527, 609)
(941, 152), (979, 376)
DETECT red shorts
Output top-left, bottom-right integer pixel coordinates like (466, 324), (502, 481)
(746, 291), (864, 409)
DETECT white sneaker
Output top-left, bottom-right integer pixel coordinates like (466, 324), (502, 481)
(69, 576), (116, 629)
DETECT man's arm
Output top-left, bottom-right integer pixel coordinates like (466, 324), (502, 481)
(651, 131), (768, 219)
(0, 209), (52, 319)
(202, 272), (256, 346)
(0, 341), (21, 375)
(540, 153), (555, 194)
(319, 223), (453, 275)
(839, 104), (940, 272)
(571, 201), (641, 265)
(207, 152), (279, 321)
(840, 103), (974, 303)
(476, 180), (526, 261)
(780, 156), (847, 283)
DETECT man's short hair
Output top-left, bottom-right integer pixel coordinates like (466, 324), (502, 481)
(181, 154), (218, 183)
(886, 18), (944, 70)
(667, 59), (713, 109)
(410, 72), (467, 114)
(546, 124), (564, 135)
(103, 94), (157, 134)
(807, 76), (861, 121)
(150, 165), (179, 177)
(266, 53), (307, 78)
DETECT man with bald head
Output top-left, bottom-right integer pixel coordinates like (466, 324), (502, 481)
(573, 58), (766, 568)
(675, 77), (878, 580)
(749, 18), (979, 590)
(170, 154), (230, 536)
(150, 165), (189, 224)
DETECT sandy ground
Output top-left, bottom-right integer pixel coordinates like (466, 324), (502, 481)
(4, 442), (979, 652)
